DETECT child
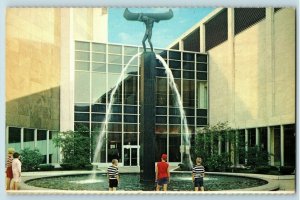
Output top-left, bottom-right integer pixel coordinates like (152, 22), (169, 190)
(11, 152), (22, 190)
(155, 153), (170, 191)
(192, 157), (205, 191)
(5, 148), (15, 190)
(107, 159), (119, 191)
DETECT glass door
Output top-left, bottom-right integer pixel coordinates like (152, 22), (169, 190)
(123, 145), (139, 166)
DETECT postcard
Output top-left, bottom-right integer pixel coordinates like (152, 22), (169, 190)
(5, 7), (296, 194)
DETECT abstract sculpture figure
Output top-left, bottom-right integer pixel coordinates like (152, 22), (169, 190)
(123, 8), (173, 52)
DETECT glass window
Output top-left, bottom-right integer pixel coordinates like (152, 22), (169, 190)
(184, 108), (195, 116)
(183, 28), (200, 52)
(75, 61), (90, 71)
(156, 116), (167, 124)
(169, 134), (181, 162)
(110, 105), (122, 113)
(91, 132), (106, 163)
(196, 63), (207, 71)
(107, 74), (122, 104)
(92, 62), (106, 72)
(124, 133), (137, 145)
(183, 62), (194, 71)
(156, 68), (167, 77)
(171, 70), (181, 79)
(108, 45), (122, 54)
(169, 116), (181, 124)
(183, 71), (195, 79)
(37, 130), (47, 141)
(126, 65), (138, 75)
(124, 124), (138, 132)
(124, 75), (138, 105)
(155, 125), (167, 134)
(108, 54), (122, 64)
(197, 117), (207, 125)
(169, 107), (180, 115)
(124, 105), (137, 114)
(124, 46), (138, 56)
(197, 72), (207, 80)
(110, 114), (122, 123)
(24, 128), (34, 142)
(196, 54), (207, 63)
(197, 109), (207, 117)
(196, 81), (207, 109)
(124, 56), (138, 66)
(75, 113), (90, 121)
(183, 53), (195, 61)
(155, 134), (167, 161)
(169, 79), (181, 107)
(108, 123), (122, 132)
(107, 132), (122, 162)
(169, 60), (181, 70)
(75, 51), (90, 61)
(75, 41), (90, 51)
(92, 72), (107, 103)
(124, 115), (137, 123)
(92, 113), (105, 122)
(92, 43), (106, 52)
(92, 53), (106, 62)
(8, 127), (21, 143)
(183, 80), (195, 107)
(169, 125), (180, 134)
(156, 78), (167, 106)
(75, 103), (90, 112)
(156, 107), (167, 115)
(108, 64), (122, 73)
(169, 51), (181, 60)
(91, 123), (102, 132)
(92, 104), (106, 113)
(75, 71), (90, 103)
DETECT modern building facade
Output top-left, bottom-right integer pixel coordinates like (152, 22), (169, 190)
(169, 8), (296, 167)
(74, 41), (208, 166)
(6, 8), (296, 168)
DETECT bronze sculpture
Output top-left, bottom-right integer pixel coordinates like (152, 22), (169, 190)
(123, 8), (173, 52)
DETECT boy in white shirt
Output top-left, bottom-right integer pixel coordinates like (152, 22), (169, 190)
(11, 152), (22, 190)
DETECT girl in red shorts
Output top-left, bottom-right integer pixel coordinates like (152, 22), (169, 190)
(6, 148), (14, 190)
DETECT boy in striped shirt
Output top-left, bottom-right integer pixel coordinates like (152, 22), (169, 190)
(107, 159), (119, 191)
(192, 157), (205, 191)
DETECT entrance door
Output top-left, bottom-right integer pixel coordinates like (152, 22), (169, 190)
(123, 145), (139, 166)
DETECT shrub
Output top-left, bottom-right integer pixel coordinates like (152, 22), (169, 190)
(279, 166), (295, 175)
(53, 126), (91, 170)
(255, 166), (278, 174)
(38, 164), (55, 171)
(20, 148), (44, 171)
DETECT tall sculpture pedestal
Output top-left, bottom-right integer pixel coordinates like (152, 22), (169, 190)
(140, 52), (156, 185)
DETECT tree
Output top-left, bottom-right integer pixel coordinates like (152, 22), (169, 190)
(20, 148), (44, 171)
(53, 126), (91, 169)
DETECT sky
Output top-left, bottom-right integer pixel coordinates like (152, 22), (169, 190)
(108, 8), (214, 49)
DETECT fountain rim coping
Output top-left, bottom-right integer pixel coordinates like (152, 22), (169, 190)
(17, 171), (293, 193)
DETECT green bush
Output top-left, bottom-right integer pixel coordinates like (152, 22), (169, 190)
(279, 166), (295, 175)
(38, 164), (55, 171)
(255, 166), (278, 174)
(205, 153), (232, 172)
(53, 126), (91, 170)
(20, 148), (44, 171)
(84, 164), (94, 170)
(247, 146), (270, 169)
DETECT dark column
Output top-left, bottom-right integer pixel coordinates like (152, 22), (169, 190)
(140, 52), (156, 185)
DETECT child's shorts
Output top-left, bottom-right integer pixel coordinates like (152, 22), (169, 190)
(109, 179), (118, 188)
(157, 177), (168, 186)
(194, 178), (204, 187)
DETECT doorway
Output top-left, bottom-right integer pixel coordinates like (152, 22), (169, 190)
(123, 145), (139, 166)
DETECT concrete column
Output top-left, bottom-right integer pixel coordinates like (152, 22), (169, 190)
(280, 125), (284, 166)
(60, 8), (75, 132)
(200, 24), (205, 53)
(227, 8), (236, 123)
(267, 126), (274, 165)
(255, 128), (260, 148)
(34, 129), (37, 148)
(235, 130), (239, 165)
(21, 128), (24, 150)
(218, 135), (221, 155)
(245, 129), (248, 164)
(226, 133), (229, 153)
(265, 8), (275, 118)
(46, 130), (50, 164)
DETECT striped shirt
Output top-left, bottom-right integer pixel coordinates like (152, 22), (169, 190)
(192, 165), (205, 178)
(107, 165), (118, 179)
(6, 155), (13, 168)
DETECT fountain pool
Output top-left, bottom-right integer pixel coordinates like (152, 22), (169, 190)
(25, 173), (268, 191)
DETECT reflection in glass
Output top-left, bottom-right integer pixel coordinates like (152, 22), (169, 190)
(107, 132), (122, 162)
(92, 72), (106, 103)
(75, 41), (90, 51)
(196, 81), (207, 109)
(92, 43), (106, 52)
(108, 45), (122, 54)
(75, 61), (90, 71)
(157, 78), (167, 106)
(75, 71), (90, 103)
(92, 62), (106, 72)
(183, 80), (195, 107)
(124, 75), (137, 105)
(107, 74), (122, 104)
(75, 51), (90, 61)
(169, 134), (181, 162)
